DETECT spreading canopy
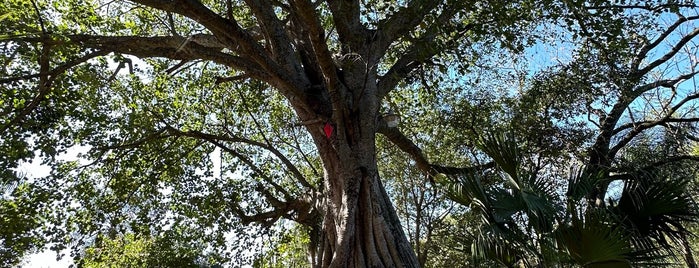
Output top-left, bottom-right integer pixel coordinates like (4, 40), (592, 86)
(2, 0), (699, 267)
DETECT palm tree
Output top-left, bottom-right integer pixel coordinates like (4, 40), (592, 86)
(441, 132), (698, 267)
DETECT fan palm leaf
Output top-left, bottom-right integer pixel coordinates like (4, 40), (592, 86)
(443, 129), (698, 266)
(614, 169), (698, 252)
(555, 211), (634, 268)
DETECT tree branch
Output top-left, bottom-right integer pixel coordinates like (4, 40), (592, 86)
(232, 206), (287, 226)
(10, 34), (272, 81)
(564, 0), (618, 69)
(325, 0), (366, 47)
(634, 16), (699, 76)
(93, 124), (319, 226)
(94, 128), (170, 151)
(630, 70), (699, 99)
(643, 155), (699, 170)
(377, 12), (476, 98)
(29, 0), (46, 34)
(610, 93), (699, 156)
(373, 1), (441, 61)
(129, 0), (263, 57)
(244, 0), (300, 74)
(233, 86), (315, 190)
(609, 155), (699, 178)
(164, 126), (314, 190)
(290, 0), (334, 69)
(217, 141), (291, 204)
(128, 0), (309, 99)
(0, 49), (107, 84)
(0, 47), (108, 132)
(584, 3), (699, 12)
(614, 117), (699, 135)
(377, 49), (422, 99)
(232, 194), (316, 226)
(291, 0), (345, 97)
(376, 119), (492, 177)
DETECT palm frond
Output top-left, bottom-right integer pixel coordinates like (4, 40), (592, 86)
(519, 173), (562, 233)
(476, 132), (520, 181)
(445, 172), (490, 209)
(614, 169), (698, 252)
(555, 212), (634, 268)
(472, 223), (531, 267)
(566, 166), (606, 202)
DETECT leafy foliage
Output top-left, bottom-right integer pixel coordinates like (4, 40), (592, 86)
(253, 224), (311, 268)
(79, 229), (221, 268)
(0, 180), (52, 267)
(1, 0), (699, 266)
(441, 131), (698, 266)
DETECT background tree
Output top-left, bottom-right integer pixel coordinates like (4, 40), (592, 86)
(379, 139), (455, 267)
(79, 225), (222, 268)
(440, 1), (699, 266)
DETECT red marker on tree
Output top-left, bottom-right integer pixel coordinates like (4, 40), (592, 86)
(324, 122), (333, 138)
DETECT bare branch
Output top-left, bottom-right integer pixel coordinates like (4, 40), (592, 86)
(642, 155), (699, 170)
(631, 70), (699, 98)
(613, 117), (699, 135)
(634, 16), (699, 76)
(609, 155), (699, 178)
(610, 93), (699, 156)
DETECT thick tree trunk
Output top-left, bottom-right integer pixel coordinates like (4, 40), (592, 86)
(310, 132), (419, 267)
(300, 81), (420, 267)
(316, 164), (419, 267)
(586, 99), (631, 204)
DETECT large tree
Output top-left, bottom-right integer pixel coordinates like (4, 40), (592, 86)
(0, 0), (538, 266)
(5, 0), (699, 267)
